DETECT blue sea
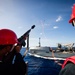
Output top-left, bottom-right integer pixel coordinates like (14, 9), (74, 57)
(20, 48), (64, 75)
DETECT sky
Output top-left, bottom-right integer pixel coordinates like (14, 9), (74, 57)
(0, 0), (75, 47)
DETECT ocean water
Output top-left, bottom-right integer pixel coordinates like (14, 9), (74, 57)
(20, 48), (64, 75)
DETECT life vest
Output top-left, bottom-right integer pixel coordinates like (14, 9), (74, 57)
(62, 56), (75, 69)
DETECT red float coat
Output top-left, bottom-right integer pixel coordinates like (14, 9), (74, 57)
(62, 56), (75, 69)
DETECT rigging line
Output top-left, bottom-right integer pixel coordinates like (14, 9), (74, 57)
(41, 21), (62, 66)
(40, 20), (51, 46)
(41, 20), (47, 39)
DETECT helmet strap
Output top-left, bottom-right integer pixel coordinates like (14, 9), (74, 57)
(10, 43), (17, 52)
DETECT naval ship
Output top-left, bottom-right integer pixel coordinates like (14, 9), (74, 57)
(28, 38), (75, 60)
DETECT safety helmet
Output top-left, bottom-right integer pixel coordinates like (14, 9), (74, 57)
(69, 4), (75, 23)
(69, 14), (75, 23)
(0, 29), (19, 45)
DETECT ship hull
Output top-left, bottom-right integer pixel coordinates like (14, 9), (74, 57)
(29, 46), (75, 60)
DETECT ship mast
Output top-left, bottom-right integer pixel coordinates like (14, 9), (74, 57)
(39, 37), (41, 47)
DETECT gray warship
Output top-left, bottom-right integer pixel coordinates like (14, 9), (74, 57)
(29, 38), (75, 60)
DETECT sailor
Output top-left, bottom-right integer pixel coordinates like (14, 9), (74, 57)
(59, 4), (75, 75)
(0, 29), (27, 75)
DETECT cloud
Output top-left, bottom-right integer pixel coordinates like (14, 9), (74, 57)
(56, 16), (62, 22)
(53, 26), (58, 29)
